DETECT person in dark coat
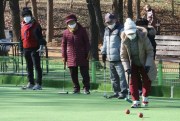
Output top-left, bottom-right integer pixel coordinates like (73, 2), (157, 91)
(136, 18), (156, 60)
(20, 7), (46, 90)
(61, 14), (90, 94)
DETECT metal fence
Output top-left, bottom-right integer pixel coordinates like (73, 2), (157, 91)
(0, 42), (180, 87)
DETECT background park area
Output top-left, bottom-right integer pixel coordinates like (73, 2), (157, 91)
(0, 0), (180, 121)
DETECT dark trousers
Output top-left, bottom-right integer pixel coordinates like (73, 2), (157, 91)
(24, 50), (42, 85)
(69, 66), (90, 91)
(130, 64), (151, 101)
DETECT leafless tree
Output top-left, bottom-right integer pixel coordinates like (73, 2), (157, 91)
(86, 0), (99, 60)
(69, 0), (73, 8)
(30, 0), (38, 20)
(92, 0), (104, 43)
(46, 0), (53, 43)
(9, 0), (21, 42)
(0, 0), (5, 39)
(127, 0), (133, 18)
(112, 0), (124, 24)
(136, 0), (141, 19)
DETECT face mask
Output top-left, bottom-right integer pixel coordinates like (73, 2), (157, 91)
(24, 16), (31, 23)
(108, 23), (116, 29)
(127, 34), (136, 40)
(68, 23), (77, 29)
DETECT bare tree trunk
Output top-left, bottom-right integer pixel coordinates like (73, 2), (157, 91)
(136, 0), (140, 19)
(69, 0), (73, 8)
(86, 0), (99, 61)
(118, 0), (124, 24)
(172, 0), (174, 17)
(0, 0), (5, 39)
(46, 0), (53, 43)
(24, 0), (30, 7)
(3, 0), (6, 12)
(9, 0), (21, 42)
(112, 0), (118, 15)
(127, 0), (133, 18)
(30, 0), (38, 20)
(92, 0), (104, 43)
(112, 0), (124, 24)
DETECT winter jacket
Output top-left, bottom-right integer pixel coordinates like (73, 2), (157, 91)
(120, 26), (157, 81)
(61, 23), (90, 67)
(20, 19), (46, 51)
(101, 24), (123, 61)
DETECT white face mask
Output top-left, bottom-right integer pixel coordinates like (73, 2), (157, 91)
(108, 23), (116, 29)
(127, 34), (136, 40)
(24, 16), (31, 23)
(68, 23), (77, 29)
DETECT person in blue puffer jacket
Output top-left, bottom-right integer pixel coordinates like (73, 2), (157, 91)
(101, 13), (127, 99)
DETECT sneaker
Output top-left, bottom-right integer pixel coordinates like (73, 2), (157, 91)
(131, 100), (141, 108)
(22, 83), (34, 90)
(107, 93), (119, 99)
(33, 84), (42, 90)
(72, 90), (80, 94)
(118, 93), (126, 99)
(142, 96), (149, 107)
(84, 90), (90, 95)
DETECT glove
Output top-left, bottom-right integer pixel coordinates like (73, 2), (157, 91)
(145, 66), (150, 73)
(102, 54), (106, 63)
(126, 69), (131, 75)
(37, 45), (44, 56)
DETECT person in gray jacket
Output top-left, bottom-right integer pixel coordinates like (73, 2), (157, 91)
(101, 13), (127, 99)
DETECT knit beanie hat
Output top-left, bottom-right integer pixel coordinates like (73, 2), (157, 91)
(21, 7), (32, 17)
(124, 18), (137, 35)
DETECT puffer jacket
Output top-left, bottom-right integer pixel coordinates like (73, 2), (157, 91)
(120, 26), (157, 81)
(101, 24), (123, 61)
(61, 23), (90, 67)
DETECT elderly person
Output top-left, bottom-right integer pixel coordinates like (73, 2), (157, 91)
(61, 14), (90, 94)
(120, 18), (157, 108)
(20, 7), (46, 90)
(101, 13), (127, 99)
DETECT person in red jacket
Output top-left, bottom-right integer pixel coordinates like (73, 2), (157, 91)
(20, 7), (46, 90)
(61, 14), (90, 94)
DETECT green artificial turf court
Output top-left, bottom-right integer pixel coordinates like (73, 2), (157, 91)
(0, 87), (180, 121)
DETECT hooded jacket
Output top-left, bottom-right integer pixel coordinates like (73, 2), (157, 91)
(120, 26), (157, 81)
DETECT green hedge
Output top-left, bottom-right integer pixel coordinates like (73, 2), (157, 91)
(1, 76), (180, 98)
